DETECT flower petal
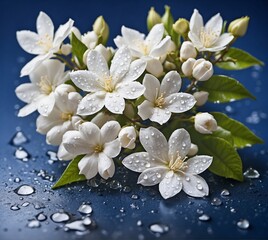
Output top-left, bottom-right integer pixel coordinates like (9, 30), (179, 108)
(86, 50), (109, 78)
(150, 107), (171, 125)
(145, 58), (163, 77)
(62, 130), (91, 155)
(110, 47), (132, 80)
(184, 155), (212, 174)
(188, 32), (204, 50)
(168, 128), (191, 160)
(70, 70), (101, 92)
(77, 92), (105, 116)
(160, 71), (182, 96)
(121, 59), (146, 83)
(79, 122), (100, 145)
(16, 30), (44, 54)
(205, 13), (222, 37)
(165, 93), (196, 113)
(57, 143), (75, 161)
(143, 74), (160, 102)
(150, 36), (172, 57)
(37, 92), (55, 116)
(53, 18), (74, 49)
(36, 11), (54, 38)
(121, 26), (145, 51)
(122, 152), (162, 172)
(100, 121), (121, 143)
(182, 173), (209, 197)
(36, 110), (62, 134)
(159, 171), (182, 199)
(104, 92), (125, 114)
(15, 83), (41, 103)
(46, 121), (72, 146)
(139, 127), (168, 162)
(145, 23), (164, 49)
(98, 153), (115, 179)
(78, 154), (99, 180)
(137, 100), (154, 120)
(117, 81), (145, 99)
(18, 102), (38, 117)
(137, 166), (168, 186)
(189, 9), (204, 37)
(45, 59), (66, 86)
(20, 53), (52, 77)
(212, 33), (234, 50)
(103, 139), (121, 158)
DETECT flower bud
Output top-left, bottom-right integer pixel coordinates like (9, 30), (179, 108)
(81, 31), (98, 49)
(173, 18), (189, 35)
(118, 126), (137, 149)
(188, 143), (198, 156)
(93, 16), (109, 45)
(228, 16), (249, 37)
(70, 26), (81, 40)
(162, 5), (174, 31)
(193, 91), (209, 106)
(180, 41), (197, 61)
(95, 44), (113, 62)
(60, 44), (72, 55)
(164, 61), (176, 71)
(181, 58), (196, 76)
(147, 7), (162, 31)
(192, 59), (213, 81)
(194, 113), (217, 134)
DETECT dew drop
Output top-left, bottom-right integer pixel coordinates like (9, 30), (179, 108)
(65, 220), (87, 232)
(211, 197), (222, 206)
(109, 180), (122, 189)
(14, 177), (21, 183)
(14, 185), (35, 196)
(10, 204), (20, 211)
(131, 194), (139, 200)
(27, 220), (41, 228)
(149, 223), (169, 235)
(237, 219), (250, 229)
(51, 212), (70, 223)
(10, 131), (28, 146)
(243, 167), (260, 179)
(14, 147), (30, 162)
(82, 217), (92, 226)
(143, 174), (148, 180)
(137, 220), (143, 226)
(221, 189), (230, 196)
(122, 186), (132, 193)
(196, 184), (203, 191)
(78, 203), (92, 215)
(36, 212), (47, 221)
(198, 214), (210, 221)
(185, 177), (190, 182)
(21, 202), (30, 207)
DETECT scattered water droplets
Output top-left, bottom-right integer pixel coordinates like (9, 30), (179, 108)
(243, 167), (260, 179)
(10, 131), (28, 146)
(27, 220), (41, 228)
(14, 185), (35, 196)
(36, 212), (47, 221)
(211, 197), (222, 206)
(221, 189), (230, 196)
(198, 214), (210, 221)
(149, 223), (169, 235)
(78, 203), (92, 215)
(237, 219), (250, 229)
(14, 147), (30, 161)
(10, 204), (20, 211)
(51, 212), (70, 223)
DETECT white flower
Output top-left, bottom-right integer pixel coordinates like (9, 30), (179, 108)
(194, 112), (218, 134)
(15, 59), (69, 117)
(193, 91), (209, 106)
(62, 121), (121, 179)
(70, 47), (146, 115)
(138, 71), (196, 125)
(188, 143), (199, 156)
(123, 127), (212, 199)
(188, 9), (233, 52)
(36, 84), (82, 145)
(181, 58), (196, 77)
(114, 24), (175, 77)
(192, 59), (213, 81)
(180, 41), (197, 61)
(119, 126), (137, 149)
(17, 11), (74, 76)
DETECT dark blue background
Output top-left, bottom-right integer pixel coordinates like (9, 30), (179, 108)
(1, 0), (268, 239)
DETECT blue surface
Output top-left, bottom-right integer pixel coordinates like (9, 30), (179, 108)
(1, 0), (268, 239)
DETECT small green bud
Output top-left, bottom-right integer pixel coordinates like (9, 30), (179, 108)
(147, 7), (162, 31)
(161, 5), (174, 32)
(173, 18), (189, 35)
(228, 16), (249, 37)
(93, 16), (109, 45)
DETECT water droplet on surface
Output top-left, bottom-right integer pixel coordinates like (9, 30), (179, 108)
(36, 212), (47, 221)
(14, 185), (35, 196)
(82, 217), (92, 225)
(211, 197), (222, 206)
(10, 204), (20, 211)
(131, 194), (139, 200)
(14, 177), (21, 183)
(137, 220), (143, 226)
(65, 220), (87, 232)
(51, 212), (70, 223)
(21, 202), (30, 207)
(243, 167), (260, 179)
(122, 186), (132, 193)
(149, 223), (169, 235)
(87, 178), (101, 188)
(109, 180), (122, 189)
(46, 150), (58, 164)
(237, 219), (250, 229)
(10, 131), (28, 146)
(78, 203), (92, 215)
(198, 214), (210, 221)
(27, 220), (41, 228)
(14, 147), (30, 161)
(221, 189), (230, 196)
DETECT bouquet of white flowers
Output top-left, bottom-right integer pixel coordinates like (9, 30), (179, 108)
(15, 6), (263, 199)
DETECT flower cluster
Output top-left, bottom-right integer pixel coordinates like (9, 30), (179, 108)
(15, 7), (263, 199)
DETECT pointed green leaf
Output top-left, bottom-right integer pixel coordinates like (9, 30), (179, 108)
(199, 75), (255, 103)
(52, 155), (86, 189)
(188, 128), (243, 181)
(212, 126), (234, 145)
(71, 32), (87, 67)
(211, 112), (263, 148)
(216, 47), (264, 70)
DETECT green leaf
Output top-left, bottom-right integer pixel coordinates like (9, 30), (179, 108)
(211, 112), (263, 148)
(52, 155), (86, 189)
(216, 47), (264, 70)
(71, 32), (87, 67)
(212, 127), (234, 145)
(188, 128), (243, 181)
(199, 75), (255, 103)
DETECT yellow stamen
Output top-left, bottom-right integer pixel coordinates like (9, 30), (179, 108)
(38, 75), (52, 95)
(169, 156), (186, 172)
(104, 76), (114, 92)
(61, 112), (72, 121)
(94, 144), (103, 153)
(199, 27), (218, 48)
(154, 93), (165, 108)
(36, 34), (53, 52)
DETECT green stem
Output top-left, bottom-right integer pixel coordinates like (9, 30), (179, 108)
(55, 54), (74, 70)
